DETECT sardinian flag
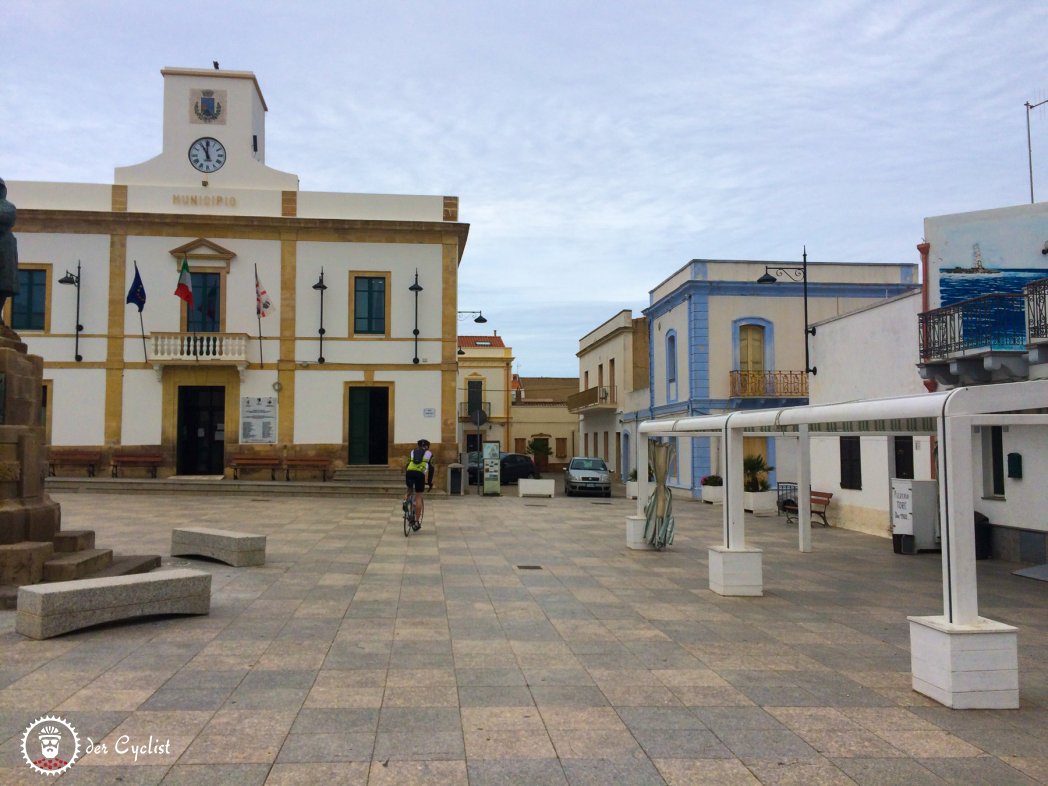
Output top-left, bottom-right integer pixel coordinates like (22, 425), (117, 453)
(255, 268), (272, 318)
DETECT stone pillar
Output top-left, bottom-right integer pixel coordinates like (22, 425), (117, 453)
(0, 326), (61, 551)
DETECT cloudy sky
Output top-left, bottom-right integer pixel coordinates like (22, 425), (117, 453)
(6, 1), (1048, 375)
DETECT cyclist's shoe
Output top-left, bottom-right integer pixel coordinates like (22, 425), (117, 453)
(412, 522), (421, 531)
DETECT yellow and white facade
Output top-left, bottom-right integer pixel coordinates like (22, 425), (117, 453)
(7, 67), (468, 476)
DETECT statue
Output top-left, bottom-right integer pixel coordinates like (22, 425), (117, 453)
(0, 178), (18, 325)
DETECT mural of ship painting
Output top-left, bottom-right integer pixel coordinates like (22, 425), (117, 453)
(941, 243), (1000, 275)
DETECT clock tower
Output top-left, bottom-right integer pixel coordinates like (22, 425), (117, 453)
(115, 67), (298, 190)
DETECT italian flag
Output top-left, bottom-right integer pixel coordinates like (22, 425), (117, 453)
(174, 258), (193, 306)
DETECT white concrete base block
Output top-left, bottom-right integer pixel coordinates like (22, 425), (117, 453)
(908, 615), (1019, 709)
(626, 515), (654, 550)
(518, 479), (555, 498)
(708, 546), (763, 596)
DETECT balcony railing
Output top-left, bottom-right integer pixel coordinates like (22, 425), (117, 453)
(566, 385), (616, 412)
(729, 370), (808, 398)
(458, 401), (491, 418)
(918, 293), (1026, 362)
(151, 332), (251, 362)
(1027, 277), (1048, 344)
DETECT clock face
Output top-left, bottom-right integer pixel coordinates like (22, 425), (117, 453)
(188, 137), (227, 173)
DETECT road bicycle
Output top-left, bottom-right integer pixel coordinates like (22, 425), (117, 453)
(403, 489), (423, 536)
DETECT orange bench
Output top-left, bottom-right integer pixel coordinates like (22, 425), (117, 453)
(230, 454), (281, 480)
(48, 450), (103, 477)
(782, 490), (833, 527)
(284, 457), (332, 481)
(110, 453), (163, 478)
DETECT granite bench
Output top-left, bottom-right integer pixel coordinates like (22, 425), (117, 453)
(171, 527), (266, 567)
(16, 568), (211, 639)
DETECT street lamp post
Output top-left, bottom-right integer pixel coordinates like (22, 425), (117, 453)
(1026, 99), (1048, 204)
(756, 248), (816, 375)
(409, 269), (423, 364)
(58, 260), (83, 362)
(456, 310), (488, 356)
(312, 268), (327, 364)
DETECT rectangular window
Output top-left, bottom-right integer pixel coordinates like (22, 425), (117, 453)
(515, 437), (526, 454)
(12, 268), (46, 331)
(556, 437), (567, 458)
(354, 276), (386, 335)
(187, 272), (221, 332)
(840, 436), (862, 490)
(893, 436), (914, 480)
(990, 426), (1005, 496)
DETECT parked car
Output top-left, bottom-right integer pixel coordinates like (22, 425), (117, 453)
(564, 456), (612, 497)
(466, 451), (541, 485)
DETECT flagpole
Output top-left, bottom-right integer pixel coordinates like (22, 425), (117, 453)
(255, 263), (264, 368)
(139, 311), (148, 361)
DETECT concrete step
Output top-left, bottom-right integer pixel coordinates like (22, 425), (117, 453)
(53, 529), (95, 553)
(46, 477), (413, 498)
(43, 548), (114, 582)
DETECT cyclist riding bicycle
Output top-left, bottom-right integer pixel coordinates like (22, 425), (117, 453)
(403, 439), (434, 529)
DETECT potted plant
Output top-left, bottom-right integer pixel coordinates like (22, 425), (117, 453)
(742, 454), (777, 515)
(700, 474), (724, 504)
(526, 439), (552, 471)
(626, 468), (639, 499)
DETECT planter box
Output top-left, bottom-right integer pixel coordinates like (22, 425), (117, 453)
(518, 479), (554, 498)
(744, 490), (777, 516)
(701, 485), (724, 504)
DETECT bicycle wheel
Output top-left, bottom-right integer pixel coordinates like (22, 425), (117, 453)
(403, 494), (413, 537)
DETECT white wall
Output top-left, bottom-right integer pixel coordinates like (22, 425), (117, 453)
(50, 370), (106, 445)
(122, 370), (163, 445)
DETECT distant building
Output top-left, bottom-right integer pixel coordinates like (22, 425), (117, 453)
(634, 258), (918, 498)
(512, 376), (578, 470)
(7, 66), (468, 478)
(569, 310), (648, 478)
(456, 334), (513, 455)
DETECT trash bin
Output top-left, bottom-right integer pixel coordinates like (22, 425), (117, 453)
(447, 463), (464, 495)
(974, 510), (992, 560)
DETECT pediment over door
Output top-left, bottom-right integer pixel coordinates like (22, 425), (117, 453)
(169, 238), (237, 273)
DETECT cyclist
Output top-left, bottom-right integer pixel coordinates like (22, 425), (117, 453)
(403, 439), (434, 529)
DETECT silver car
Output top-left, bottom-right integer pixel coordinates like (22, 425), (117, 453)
(564, 456), (611, 497)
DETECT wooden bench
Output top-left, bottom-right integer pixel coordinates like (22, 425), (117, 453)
(230, 454), (281, 480)
(16, 568), (211, 639)
(111, 453), (163, 478)
(48, 450), (103, 477)
(171, 527), (266, 567)
(285, 457), (332, 481)
(782, 490), (833, 527)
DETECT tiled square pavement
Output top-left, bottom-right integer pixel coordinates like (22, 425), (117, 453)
(0, 490), (1046, 784)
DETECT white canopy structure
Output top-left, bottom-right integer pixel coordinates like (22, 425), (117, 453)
(629, 378), (1048, 709)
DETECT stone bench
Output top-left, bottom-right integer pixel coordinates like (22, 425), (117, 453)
(171, 527), (266, 567)
(16, 568), (211, 639)
(518, 478), (555, 498)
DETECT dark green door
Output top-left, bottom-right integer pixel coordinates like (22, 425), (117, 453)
(348, 387), (389, 465)
(177, 386), (225, 474)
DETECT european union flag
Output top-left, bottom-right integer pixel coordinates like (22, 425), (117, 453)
(126, 262), (146, 312)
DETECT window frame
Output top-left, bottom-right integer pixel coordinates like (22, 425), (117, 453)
(840, 435), (862, 490)
(665, 329), (678, 402)
(5, 264), (52, 333)
(349, 271), (391, 338)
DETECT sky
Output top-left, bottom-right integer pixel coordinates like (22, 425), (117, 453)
(5, 0), (1048, 376)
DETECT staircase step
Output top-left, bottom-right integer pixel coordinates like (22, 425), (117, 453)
(82, 554), (162, 579)
(53, 529), (96, 553)
(43, 549), (114, 582)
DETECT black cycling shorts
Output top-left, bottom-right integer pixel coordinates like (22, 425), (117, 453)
(405, 470), (426, 492)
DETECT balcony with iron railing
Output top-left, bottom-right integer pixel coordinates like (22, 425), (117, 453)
(729, 370), (808, 398)
(150, 332), (251, 379)
(918, 293), (1027, 363)
(1027, 277), (1048, 345)
(566, 385), (617, 413)
(458, 401), (492, 419)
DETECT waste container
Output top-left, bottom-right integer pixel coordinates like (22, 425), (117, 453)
(447, 463), (464, 495)
(974, 510), (992, 560)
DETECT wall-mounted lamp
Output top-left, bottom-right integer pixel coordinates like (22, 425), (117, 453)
(1041, 241), (1048, 256)
(756, 247), (816, 375)
(58, 260), (83, 362)
(457, 310), (487, 323)
(409, 269), (423, 364)
(457, 348), (466, 356)
(312, 268), (327, 363)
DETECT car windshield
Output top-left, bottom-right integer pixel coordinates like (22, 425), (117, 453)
(570, 458), (607, 471)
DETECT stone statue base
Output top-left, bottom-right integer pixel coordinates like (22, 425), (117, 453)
(0, 340), (61, 584)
